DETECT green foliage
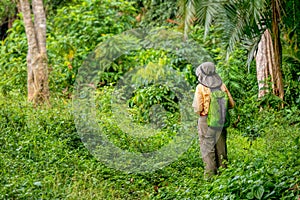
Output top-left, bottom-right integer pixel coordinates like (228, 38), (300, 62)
(0, 94), (299, 199)
(0, 0), (16, 25)
(94, 86), (178, 153)
(134, 0), (179, 27)
(0, 0), (137, 97)
(91, 52), (182, 152)
(127, 56), (178, 123)
(190, 25), (252, 95)
(0, 1), (300, 199)
(198, 129), (299, 199)
(129, 84), (179, 124)
(0, 18), (27, 95)
(182, 0), (300, 111)
(282, 62), (300, 108)
(281, 3), (300, 108)
(47, 0), (137, 96)
(44, 0), (79, 16)
(282, 0), (300, 52)
(111, 45), (205, 129)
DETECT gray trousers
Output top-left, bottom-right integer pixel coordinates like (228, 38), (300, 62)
(198, 116), (228, 177)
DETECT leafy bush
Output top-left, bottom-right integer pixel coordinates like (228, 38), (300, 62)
(47, 0), (137, 96)
(134, 0), (179, 27)
(0, 18), (27, 95)
(0, 0), (137, 97)
(282, 62), (300, 108)
(0, 0), (16, 25)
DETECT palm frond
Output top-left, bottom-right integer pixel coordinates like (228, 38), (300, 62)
(283, 46), (300, 65)
(179, 0), (273, 66)
(184, 0), (196, 40)
(243, 35), (261, 70)
(177, 0), (195, 40)
(220, 0), (268, 60)
(193, 0), (224, 38)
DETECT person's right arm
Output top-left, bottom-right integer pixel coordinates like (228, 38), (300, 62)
(192, 84), (204, 115)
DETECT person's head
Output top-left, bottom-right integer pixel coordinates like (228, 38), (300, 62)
(195, 62), (222, 89)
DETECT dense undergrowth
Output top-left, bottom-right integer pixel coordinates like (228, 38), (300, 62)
(0, 0), (300, 199)
(0, 94), (299, 199)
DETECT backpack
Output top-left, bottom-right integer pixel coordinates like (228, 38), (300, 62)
(207, 87), (230, 128)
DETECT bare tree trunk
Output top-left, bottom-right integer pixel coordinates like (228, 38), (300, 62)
(20, 0), (49, 104)
(255, 0), (284, 106)
(256, 31), (268, 98)
(255, 29), (284, 104)
(256, 30), (275, 99)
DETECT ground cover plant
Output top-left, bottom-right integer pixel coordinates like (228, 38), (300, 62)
(0, 93), (299, 199)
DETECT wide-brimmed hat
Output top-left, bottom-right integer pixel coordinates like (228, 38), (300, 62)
(195, 62), (222, 89)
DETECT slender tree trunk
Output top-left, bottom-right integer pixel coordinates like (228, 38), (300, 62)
(8, 0), (19, 29)
(271, 0), (284, 100)
(20, 0), (49, 104)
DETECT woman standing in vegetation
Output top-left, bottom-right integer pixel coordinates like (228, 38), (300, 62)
(192, 62), (235, 179)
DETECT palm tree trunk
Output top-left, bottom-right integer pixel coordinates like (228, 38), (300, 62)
(256, 0), (284, 102)
(256, 28), (284, 103)
(271, 0), (284, 101)
(256, 30), (269, 98)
